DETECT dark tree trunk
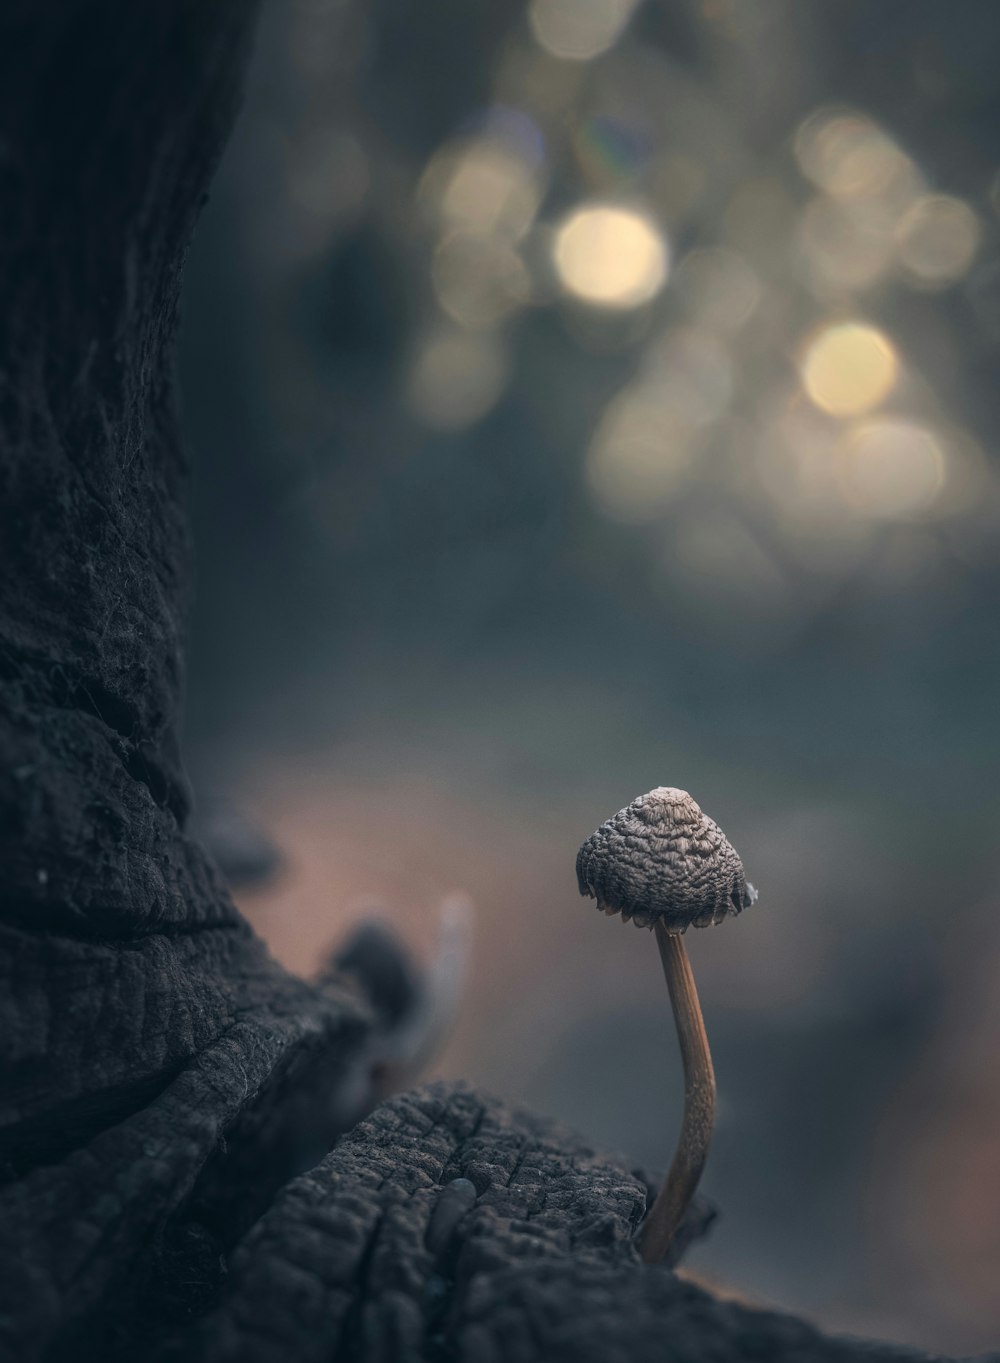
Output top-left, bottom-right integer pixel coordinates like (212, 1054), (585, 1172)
(0, 5), (975, 1360)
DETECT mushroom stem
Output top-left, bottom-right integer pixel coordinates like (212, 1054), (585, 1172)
(638, 921), (716, 1264)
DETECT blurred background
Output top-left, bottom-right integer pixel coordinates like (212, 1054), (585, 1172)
(179, 0), (1000, 1351)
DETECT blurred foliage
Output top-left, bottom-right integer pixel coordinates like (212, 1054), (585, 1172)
(183, 0), (1000, 818)
(179, 1), (1000, 1352)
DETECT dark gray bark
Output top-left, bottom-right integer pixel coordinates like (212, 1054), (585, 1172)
(168, 1084), (951, 1363)
(0, 4), (984, 1361)
(0, 4), (375, 1357)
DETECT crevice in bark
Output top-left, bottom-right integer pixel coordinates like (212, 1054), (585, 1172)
(0, 897), (243, 941)
(338, 1208), (387, 1363)
(0, 1065), (183, 1180)
(0, 639), (189, 824)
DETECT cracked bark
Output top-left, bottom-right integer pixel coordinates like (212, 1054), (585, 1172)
(0, 3), (979, 1361)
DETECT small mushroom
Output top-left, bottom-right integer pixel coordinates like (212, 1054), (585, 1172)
(576, 786), (756, 1264)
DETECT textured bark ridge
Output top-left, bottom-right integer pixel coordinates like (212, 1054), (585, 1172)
(0, 4), (373, 1358)
(170, 1085), (948, 1363)
(0, 4), (979, 1361)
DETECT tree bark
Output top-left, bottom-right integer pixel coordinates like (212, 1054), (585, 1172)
(0, 5), (374, 1356)
(0, 4), (975, 1361)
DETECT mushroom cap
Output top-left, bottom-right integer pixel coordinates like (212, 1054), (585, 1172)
(576, 787), (756, 932)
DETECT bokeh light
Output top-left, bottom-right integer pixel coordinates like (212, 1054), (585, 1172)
(432, 232), (532, 329)
(650, 151), (709, 225)
(896, 194), (980, 288)
(835, 419), (946, 519)
(528, 0), (639, 62)
(552, 203), (668, 308)
(287, 127), (369, 224)
(794, 108), (913, 201)
(585, 384), (698, 521)
(421, 135), (543, 241)
(755, 399), (852, 529)
(796, 194), (896, 294)
(493, 42), (586, 118)
(800, 321), (899, 416)
(574, 114), (653, 191)
(406, 329), (508, 429)
(722, 177), (797, 271)
(646, 328), (733, 426)
(675, 247), (761, 333)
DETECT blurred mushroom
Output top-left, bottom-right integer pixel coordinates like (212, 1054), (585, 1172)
(374, 893), (474, 1095)
(194, 797), (284, 890)
(577, 787), (756, 1264)
(326, 894), (474, 1115)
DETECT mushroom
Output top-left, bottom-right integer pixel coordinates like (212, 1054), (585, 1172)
(576, 786), (756, 1264)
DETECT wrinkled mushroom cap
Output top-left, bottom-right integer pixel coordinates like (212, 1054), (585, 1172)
(576, 787), (757, 932)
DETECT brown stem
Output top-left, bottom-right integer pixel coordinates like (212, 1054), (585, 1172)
(638, 921), (717, 1264)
